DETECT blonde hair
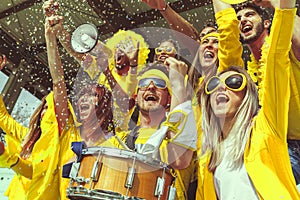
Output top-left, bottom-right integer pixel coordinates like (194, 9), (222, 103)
(200, 66), (259, 171)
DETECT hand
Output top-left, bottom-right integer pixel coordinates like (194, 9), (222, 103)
(43, 0), (59, 17)
(164, 57), (188, 80)
(253, 0), (277, 8)
(0, 54), (7, 71)
(45, 15), (64, 38)
(141, 0), (167, 10)
(116, 37), (139, 67)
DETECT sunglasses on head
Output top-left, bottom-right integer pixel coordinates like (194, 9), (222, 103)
(155, 46), (176, 55)
(205, 73), (247, 95)
(138, 78), (167, 89)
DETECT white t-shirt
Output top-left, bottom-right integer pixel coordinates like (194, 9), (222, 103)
(214, 139), (259, 200)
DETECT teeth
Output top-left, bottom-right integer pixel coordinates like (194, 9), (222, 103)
(243, 25), (252, 33)
(80, 104), (89, 111)
(204, 51), (214, 59)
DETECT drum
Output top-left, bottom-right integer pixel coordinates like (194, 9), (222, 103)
(67, 147), (176, 200)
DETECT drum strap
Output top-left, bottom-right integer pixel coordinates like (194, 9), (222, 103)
(71, 141), (86, 162)
(126, 125), (141, 150)
(126, 117), (167, 150)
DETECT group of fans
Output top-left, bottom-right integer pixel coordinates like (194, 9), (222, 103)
(0, 0), (300, 199)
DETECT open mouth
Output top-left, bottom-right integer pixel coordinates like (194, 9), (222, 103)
(204, 51), (215, 59)
(144, 94), (158, 102)
(80, 104), (90, 112)
(216, 93), (229, 105)
(242, 25), (253, 34)
(158, 55), (168, 61)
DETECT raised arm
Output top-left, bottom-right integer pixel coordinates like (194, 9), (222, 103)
(142, 0), (200, 41)
(43, 0), (84, 63)
(261, 0), (296, 139)
(212, 0), (244, 71)
(45, 14), (69, 134)
(253, 0), (300, 61)
(164, 57), (196, 169)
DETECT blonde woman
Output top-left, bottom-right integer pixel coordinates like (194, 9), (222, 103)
(197, 0), (299, 199)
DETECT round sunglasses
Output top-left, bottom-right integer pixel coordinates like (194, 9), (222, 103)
(205, 73), (247, 94)
(155, 46), (176, 55)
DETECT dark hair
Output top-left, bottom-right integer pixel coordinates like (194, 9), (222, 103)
(235, 2), (271, 22)
(20, 96), (47, 158)
(202, 20), (218, 32)
(75, 83), (115, 133)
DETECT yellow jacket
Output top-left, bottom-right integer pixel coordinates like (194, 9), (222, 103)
(0, 95), (31, 199)
(197, 8), (299, 200)
(195, 8), (245, 199)
(25, 92), (81, 200)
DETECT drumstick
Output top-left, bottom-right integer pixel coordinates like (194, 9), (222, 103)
(115, 135), (131, 151)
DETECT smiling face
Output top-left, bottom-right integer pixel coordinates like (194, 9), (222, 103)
(237, 8), (266, 44)
(136, 77), (170, 113)
(209, 71), (246, 120)
(77, 92), (98, 122)
(199, 36), (219, 75)
(155, 41), (177, 62)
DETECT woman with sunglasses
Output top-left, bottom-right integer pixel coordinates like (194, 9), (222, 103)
(154, 39), (179, 63)
(197, 1), (299, 199)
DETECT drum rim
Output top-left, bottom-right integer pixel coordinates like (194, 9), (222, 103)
(81, 147), (169, 169)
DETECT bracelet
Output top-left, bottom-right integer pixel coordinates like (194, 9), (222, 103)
(158, 3), (168, 12)
(130, 64), (138, 67)
(10, 157), (19, 168)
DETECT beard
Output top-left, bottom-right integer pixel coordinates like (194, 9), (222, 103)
(240, 22), (264, 44)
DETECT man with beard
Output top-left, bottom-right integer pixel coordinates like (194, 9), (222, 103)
(110, 60), (198, 199)
(234, 0), (300, 185)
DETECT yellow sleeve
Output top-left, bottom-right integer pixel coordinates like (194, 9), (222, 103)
(215, 8), (244, 72)
(259, 8), (296, 140)
(26, 92), (61, 200)
(0, 95), (28, 142)
(126, 72), (138, 97)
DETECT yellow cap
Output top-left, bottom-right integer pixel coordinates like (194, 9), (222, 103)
(138, 69), (172, 95)
(200, 32), (220, 44)
(220, 0), (247, 4)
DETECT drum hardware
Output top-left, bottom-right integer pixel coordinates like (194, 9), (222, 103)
(90, 189), (124, 199)
(67, 147), (174, 200)
(90, 150), (103, 183)
(167, 170), (176, 200)
(74, 176), (90, 184)
(155, 177), (165, 198)
(154, 165), (167, 199)
(167, 186), (176, 200)
(125, 155), (137, 197)
(69, 162), (81, 179)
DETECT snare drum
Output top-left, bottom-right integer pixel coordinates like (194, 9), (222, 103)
(67, 147), (176, 200)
